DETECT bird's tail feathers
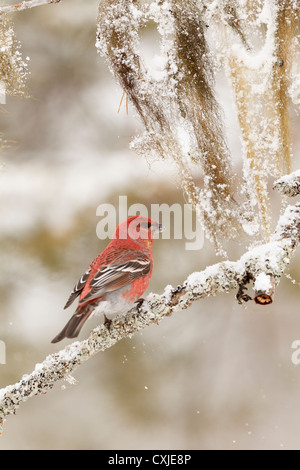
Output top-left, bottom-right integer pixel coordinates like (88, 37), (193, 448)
(51, 303), (96, 344)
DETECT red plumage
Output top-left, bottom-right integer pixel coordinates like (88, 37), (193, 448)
(51, 216), (163, 343)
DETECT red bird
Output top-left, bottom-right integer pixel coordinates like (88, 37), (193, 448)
(51, 216), (163, 343)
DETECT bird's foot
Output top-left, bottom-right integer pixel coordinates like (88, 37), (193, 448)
(103, 313), (112, 330)
(135, 297), (145, 312)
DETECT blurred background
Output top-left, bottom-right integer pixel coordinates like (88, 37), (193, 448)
(1, 0), (300, 450)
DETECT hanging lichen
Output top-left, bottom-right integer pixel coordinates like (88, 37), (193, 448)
(208, 0), (299, 241)
(169, 0), (241, 245)
(0, 13), (29, 98)
(96, 0), (243, 254)
(96, 0), (299, 251)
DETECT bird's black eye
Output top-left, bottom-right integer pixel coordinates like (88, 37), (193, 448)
(140, 221), (152, 230)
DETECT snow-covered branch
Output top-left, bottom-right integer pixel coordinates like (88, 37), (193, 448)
(0, 0), (63, 15)
(274, 170), (300, 197)
(1, 199), (300, 434)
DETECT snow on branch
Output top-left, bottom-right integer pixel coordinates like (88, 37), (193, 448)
(1, 199), (300, 434)
(274, 170), (300, 197)
(0, 0), (63, 15)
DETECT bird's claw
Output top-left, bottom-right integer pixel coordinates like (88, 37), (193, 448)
(103, 314), (112, 329)
(135, 297), (145, 311)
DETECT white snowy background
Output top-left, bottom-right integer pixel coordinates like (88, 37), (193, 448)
(0, 0), (300, 449)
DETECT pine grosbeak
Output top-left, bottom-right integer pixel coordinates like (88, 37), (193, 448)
(51, 216), (163, 343)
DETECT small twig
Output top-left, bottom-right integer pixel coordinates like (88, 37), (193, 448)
(0, 0), (62, 15)
(117, 90), (125, 114)
(117, 90), (129, 115)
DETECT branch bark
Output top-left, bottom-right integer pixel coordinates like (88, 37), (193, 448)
(1, 200), (300, 435)
(0, 0), (63, 15)
(273, 170), (300, 197)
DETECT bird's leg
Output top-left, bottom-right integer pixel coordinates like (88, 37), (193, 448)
(135, 298), (145, 312)
(103, 313), (112, 329)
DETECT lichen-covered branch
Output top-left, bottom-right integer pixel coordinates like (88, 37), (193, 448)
(0, 0), (63, 15)
(274, 170), (300, 197)
(1, 199), (300, 435)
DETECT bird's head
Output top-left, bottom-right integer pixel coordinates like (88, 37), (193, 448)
(113, 216), (164, 247)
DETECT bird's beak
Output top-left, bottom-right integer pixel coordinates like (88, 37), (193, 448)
(151, 222), (165, 234)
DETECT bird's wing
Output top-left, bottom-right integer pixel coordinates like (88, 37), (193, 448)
(64, 268), (91, 309)
(79, 253), (152, 304)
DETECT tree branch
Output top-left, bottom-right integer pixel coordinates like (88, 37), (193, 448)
(253, 273), (276, 305)
(1, 200), (300, 435)
(273, 170), (300, 197)
(0, 0), (63, 15)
